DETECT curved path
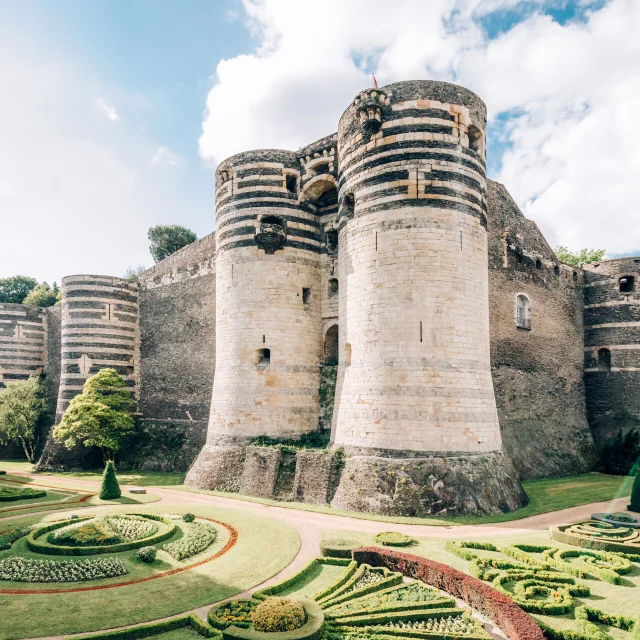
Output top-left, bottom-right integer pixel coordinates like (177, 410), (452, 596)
(4, 469), (630, 640)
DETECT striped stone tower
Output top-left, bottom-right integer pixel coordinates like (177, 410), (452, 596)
(330, 80), (525, 513)
(583, 257), (640, 443)
(186, 150), (324, 489)
(0, 303), (47, 387)
(56, 275), (139, 418)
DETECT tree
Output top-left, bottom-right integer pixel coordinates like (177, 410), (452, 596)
(53, 368), (135, 461)
(629, 468), (640, 513)
(148, 225), (197, 263)
(99, 460), (121, 500)
(0, 276), (37, 303)
(22, 282), (60, 307)
(124, 265), (146, 282)
(0, 377), (47, 462)
(555, 246), (606, 268)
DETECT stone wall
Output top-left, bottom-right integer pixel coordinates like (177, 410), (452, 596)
(486, 181), (595, 478)
(583, 257), (640, 444)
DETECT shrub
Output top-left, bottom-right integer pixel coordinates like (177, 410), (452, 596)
(0, 486), (47, 502)
(208, 600), (257, 629)
(0, 470), (5, 475)
(182, 513), (195, 523)
(0, 556), (128, 583)
(321, 538), (360, 558)
(252, 597), (307, 632)
(164, 521), (217, 560)
(136, 546), (157, 563)
(0, 526), (31, 550)
(629, 469), (640, 513)
(374, 532), (417, 547)
(100, 461), (121, 500)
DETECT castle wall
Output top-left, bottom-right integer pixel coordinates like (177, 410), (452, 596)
(56, 275), (140, 418)
(486, 181), (595, 479)
(134, 232), (217, 471)
(583, 257), (640, 443)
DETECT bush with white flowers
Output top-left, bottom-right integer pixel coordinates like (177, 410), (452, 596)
(164, 522), (216, 561)
(0, 556), (128, 583)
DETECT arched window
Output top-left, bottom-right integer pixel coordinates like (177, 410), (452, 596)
(328, 278), (338, 298)
(324, 325), (338, 365)
(516, 294), (531, 330)
(255, 348), (270, 366)
(597, 348), (611, 372)
(619, 276), (635, 293)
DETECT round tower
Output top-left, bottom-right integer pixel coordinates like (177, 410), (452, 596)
(56, 275), (139, 419)
(583, 257), (640, 444)
(330, 80), (526, 515)
(186, 150), (323, 490)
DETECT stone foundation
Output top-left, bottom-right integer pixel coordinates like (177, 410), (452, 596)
(330, 450), (527, 517)
(240, 446), (282, 498)
(293, 450), (337, 504)
(184, 444), (245, 492)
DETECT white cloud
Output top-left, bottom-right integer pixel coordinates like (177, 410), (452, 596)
(150, 146), (186, 169)
(200, 0), (640, 255)
(96, 98), (119, 122)
(225, 9), (240, 21)
(0, 178), (16, 198)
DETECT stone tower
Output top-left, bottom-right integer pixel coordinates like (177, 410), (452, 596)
(583, 257), (640, 444)
(55, 275), (139, 419)
(186, 150), (324, 489)
(328, 81), (524, 514)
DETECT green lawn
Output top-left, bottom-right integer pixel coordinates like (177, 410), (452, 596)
(0, 502), (300, 639)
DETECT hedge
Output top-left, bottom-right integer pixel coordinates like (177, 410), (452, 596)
(222, 598), (324, 640)
(373, 532), (416, 547)
(352, 547), (545, 640)
(546, 549), (631, 584)
(331, 606), (463, 626)
(253, 557), (350, 601)
(313, 560), (357, 601)
(319, 569), (403, 609)
(26, 514), (177, 556)
(0, 487), (47, 502)
(550, 525), (640, 556)
(321, 540), (361, 558)
(0, 526), (31, 550)
(71, 614), (221, 639)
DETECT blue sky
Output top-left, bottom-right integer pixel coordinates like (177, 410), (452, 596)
(0, 0), (638, 283)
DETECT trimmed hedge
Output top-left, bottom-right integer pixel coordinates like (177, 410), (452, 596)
(0, 526), (31, 550)
(72, 614), (221, 639)
(331, 606), (463, 626)
(313, 560), (357, 601)
(373, 532), (416, 547)
(550, 524), (640, 556)
(0, 486), (47, 502)
(353, 547), (545, 640)
(320, 539), (360, 558)
(319, 567), (403, 608)
(26, 514), (177, 556)
(209, 600), (257, 630)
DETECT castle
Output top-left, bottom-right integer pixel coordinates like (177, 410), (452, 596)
(1, 80), (637, 516)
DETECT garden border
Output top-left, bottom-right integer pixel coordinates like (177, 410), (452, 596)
(550, 524), (640, 558)
(351, 547), (545, 640)
(0, 517), (238, 594)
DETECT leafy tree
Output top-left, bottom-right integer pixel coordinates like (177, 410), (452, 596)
(22, 282), (60, 307)
(0, 376), (47, 462)
(53, 368), (135, 461)
(0, 276), (37, 303)
(555, 246), (606, 268)
(629, 467), (640, 513)
(99, 460), (121, 500)
(148, 225), (197, 263)
(124, 265), (146, 282)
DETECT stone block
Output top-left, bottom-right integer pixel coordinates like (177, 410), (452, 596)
(239, 446), (282, 499)
(293, 451), (335, 504)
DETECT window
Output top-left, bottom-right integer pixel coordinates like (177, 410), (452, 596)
(535, 259), (542, 270)
(573, 271), (578, 282)
(302, 288), (311, 304)
(597, 348), (611, 372)
(619, 276), (635, 293)
(516, 294), (531, 330)
(468, 125), (483, 154)
(554, 265), (560, 276)
(255, 348), (270, 366)
(324, 325), (338, 365)
(328, 278), (338, 298)
(341, 193), (355, 217)
(326, 230), (338, 255)
(285, 174), (297, 194)
(313, 162), (329, 175)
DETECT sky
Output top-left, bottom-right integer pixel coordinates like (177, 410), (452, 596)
(0, 0), (638, 284)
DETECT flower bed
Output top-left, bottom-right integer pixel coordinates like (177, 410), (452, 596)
(0, 556), (128, 583)
(209, 600), (258, 630)
(0, 485), (47, 502)
(164, 520), (217, 560)
(50, 516), (158, 547)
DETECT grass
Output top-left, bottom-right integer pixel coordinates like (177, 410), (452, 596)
(172, 472), (634, 526)
(321, 528), (640, 640)
(0, 501), (300, 639)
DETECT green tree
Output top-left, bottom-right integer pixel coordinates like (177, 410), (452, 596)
(124, 265), (146, 282)
(53, 368), (135, 461)
(22, 282), (60, 307)
(555, 246), (606, 268)
(148, 225), (197, 263)
(99, 460), (121, 500)
(0, 275), (37, 303)
(0, 376), (47, 462)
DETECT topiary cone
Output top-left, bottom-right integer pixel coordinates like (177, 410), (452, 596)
(629, 468), (640, 513)
(99, 460), (121, 500)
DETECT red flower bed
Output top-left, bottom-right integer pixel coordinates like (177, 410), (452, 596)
(353, 547), (544, 640)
